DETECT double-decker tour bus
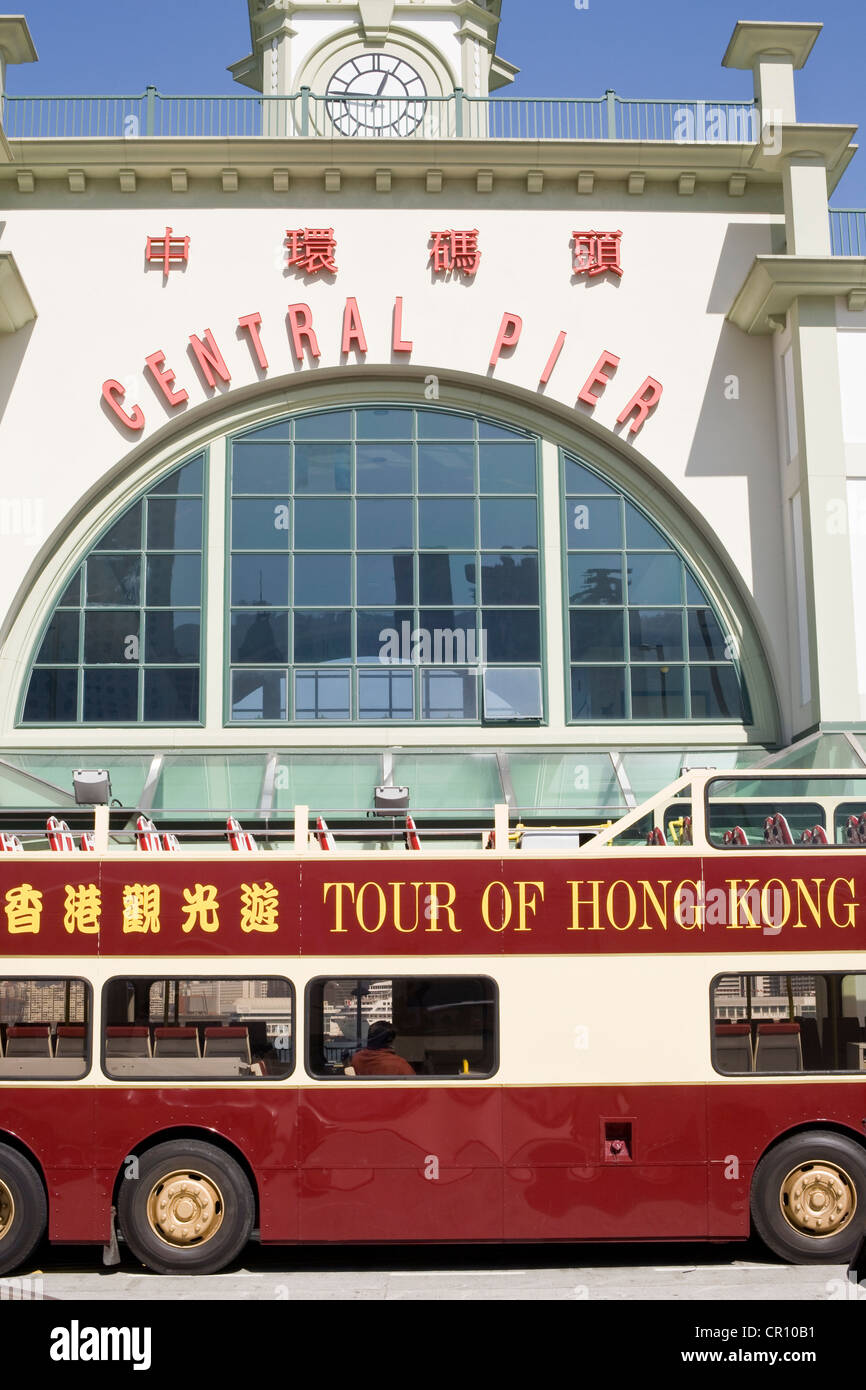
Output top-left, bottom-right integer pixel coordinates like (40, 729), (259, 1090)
(0, 766), (865, 1276)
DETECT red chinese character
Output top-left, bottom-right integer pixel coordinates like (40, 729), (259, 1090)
(286, 228), (338, 275)
(572, 230), (623, 278)
(145, 226), (190, 278)
(430, 229), (481, 278)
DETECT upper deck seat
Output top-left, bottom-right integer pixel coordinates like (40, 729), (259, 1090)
(763, 813), (794, 846)
(723, 826), (748, 846)
(754, 1021), (802, 1072)
(0, 833), (23, 852)
(55, 1024), (86, 1057)
(47, 816), (76, 851)
(799, 825), (828, 845)
(645, 826), (666, 845)
(6, 1025), (53, 1057)
(713, 1022), (753, 1072)
(136, 816), (162, 852)
(405, 814), (421, 851)
(845, 814), (866, 845)
(203, 1026), (251, 1064)
(105, 1025), (151, 1057)
(153, 1026), (201, 1057)
(316, 815), (335, 851)
(227, 817), (257, 852)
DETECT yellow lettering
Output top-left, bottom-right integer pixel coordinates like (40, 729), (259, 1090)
(727, 878), (761, 929)
(390, 881), (423, 933)
(639, 879), (671, 931)
(606, 880), (637, 931)
(323, 881), (355, 933)
(426, 881), (459, 933)
(356, 881), (387, 933)
(674, 879), (704, 930)
(515, 881), (544, 932)
(567, 880), (604, 931)
(481, 881), (511, 933)
(827, 877), (858, 929)
(791, 877), (824, 930)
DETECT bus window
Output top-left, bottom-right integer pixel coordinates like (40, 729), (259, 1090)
(712, 973), (866, 1074)
(307, 976), (497, 1079)
(0, 978), (90, 1079)
(102, 977), (293, 1080)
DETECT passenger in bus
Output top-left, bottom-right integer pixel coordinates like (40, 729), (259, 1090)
(351, 1021), (415, 1076)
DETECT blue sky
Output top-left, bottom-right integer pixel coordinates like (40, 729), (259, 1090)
(8, 0), (866, 202)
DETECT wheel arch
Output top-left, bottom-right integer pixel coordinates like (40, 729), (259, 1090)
(111, 1125), (261, 1226)
(754, 1119), (866, 1172)
(0, 1129), (49, 1197)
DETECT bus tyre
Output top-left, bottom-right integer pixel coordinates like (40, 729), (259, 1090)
(751, 1131), (866, 1264)
(0, 1144), (47, 1276)
(117, 1140), (254, 1275)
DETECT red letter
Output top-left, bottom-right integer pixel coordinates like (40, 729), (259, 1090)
(392, 296), (413, 354)
(540, 331), (567, 386)
(101, 380), (145, 432)
(489, 312), (523, 368)
(238, 311), (268, 370)
(617, 376), (663, 435)
(287, 303), (321, 362)
(144, 351), (189, 408)
(188, 329), (231, 389)
(341, 297), (368, 355)
(578, 350), (620, 406)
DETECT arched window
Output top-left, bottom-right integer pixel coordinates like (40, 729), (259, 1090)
(562, 452), (750, 722)
(21, 456), (204, 725)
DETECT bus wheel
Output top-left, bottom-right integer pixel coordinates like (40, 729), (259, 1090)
(0, 1144), (47, 1276)
(751, 1131), (866, 1264)
(118, 1140), (254, 1275)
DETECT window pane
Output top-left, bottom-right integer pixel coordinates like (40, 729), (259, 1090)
(143, 669), (200, 722)
(356, 407), (413, 439)
(417, 411), (474, 439)
(232, 444), (290, 495)
(483, 667), (542, 720)
(294, 554), (351, 607)
(479, 420), (526, 441)
(86, 554), (141, 605)
(294, 499), (351, 549)
(145, 612), (200, 663)
(83, 668), (138, 721)
(483, 609), (540, 663)
(294, 611), (351, 664)
(146, 554), (202, 607)
(57, 572), (81, 606)
(419, 499), (475, 549)
(358, 670), (414, 720)
(0, 978), (89, 1080)
(95, 502), (142, 551)
(355, 443), (412, 494)
(564, 457), (614, 495)
(418, 553), (476, 605)
(357, 609), (414, 663)
(84, 610), (139, 664)
(571, 666), (626, 720)
(294, 443), (351, 493)
(712, 973), (866, 1075)
(421, 668), (477, 720)
(146, 498), (202, 550)
(481, 554), (538, 604)
(480, 498), (537, 550)
(232, 498), (289, 551)
(418, 443), (474, 493)
(418, 610), (479, 665)
(631, 665), (685, 719)
(568, 554), (622, 605)
(307, 976), (496, 1078)
(231, 669), (288, 721)
(567, 497), (621, 548)
(479, 442), (536, 493)
(230, 555), (289, 608)
(294, 410), (352, 440)
(102, 977), (293, 1080)
(295, 669), (351, 719)
(35, 611), (79, 664)
(356, 554), (414, 606)
(629, 609), (684, 662)
(149, 457), (204, 493)
(625, 501), (669, 549)
(570, 609), (624, 662)
(356, 498), (413, 550)
(627, 553), (682, 605)
(22, 668), (78, 722)
(688, 608), (730, 661)
(231, 610), (289, 664)
(691, 665), (743, 719)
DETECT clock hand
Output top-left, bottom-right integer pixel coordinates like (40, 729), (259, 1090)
(375, 74), (388, 98)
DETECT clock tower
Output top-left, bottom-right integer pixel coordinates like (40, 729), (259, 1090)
(229, 0), (517, 105)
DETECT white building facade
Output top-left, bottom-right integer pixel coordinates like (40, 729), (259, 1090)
(0, 3), (864, 831)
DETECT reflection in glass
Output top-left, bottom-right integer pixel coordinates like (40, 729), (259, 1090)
(359, 670), (414, 720)
(231, 669), (288, 721)
(567, 554), (622, 605)
(295, 669), (351, 719)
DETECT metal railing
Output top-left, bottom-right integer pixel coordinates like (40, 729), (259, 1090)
(830, 209), (866, 256)
(0, 88), (758, 143)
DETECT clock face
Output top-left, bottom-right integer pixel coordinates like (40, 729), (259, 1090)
(326, 53), (427, 136)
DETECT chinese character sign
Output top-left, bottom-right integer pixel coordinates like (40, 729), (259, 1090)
(145, 226), (190, 278)
(430, 230), (481, 278)
(572, 230), (623, 278)
(285, 228), (338, 275)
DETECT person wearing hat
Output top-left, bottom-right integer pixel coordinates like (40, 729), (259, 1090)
(351, 1021), (415, 1076)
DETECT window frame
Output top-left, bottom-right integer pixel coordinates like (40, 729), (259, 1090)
(709, 970), (866, 1077)
(0, 975), (92, 1080)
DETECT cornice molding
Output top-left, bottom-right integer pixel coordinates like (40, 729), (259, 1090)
(727, 254), (866, 335)
(0, 251), (36, 333)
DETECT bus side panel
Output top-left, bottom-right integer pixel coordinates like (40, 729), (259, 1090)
(706, 1080), (866, 1236)
(92, 1087), (300, 1241)
(502, 1085), (709, 1240)
(0, 1089), (102, 1242)
(297, 1085), (503, 1241)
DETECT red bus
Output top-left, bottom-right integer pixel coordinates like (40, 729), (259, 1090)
(0, 767), (865, 1275)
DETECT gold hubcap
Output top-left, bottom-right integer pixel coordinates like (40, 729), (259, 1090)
(0, 1180), (13, 1243)
(780, 1160), (856, 1238)
(145, 1169), (224, 1249)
